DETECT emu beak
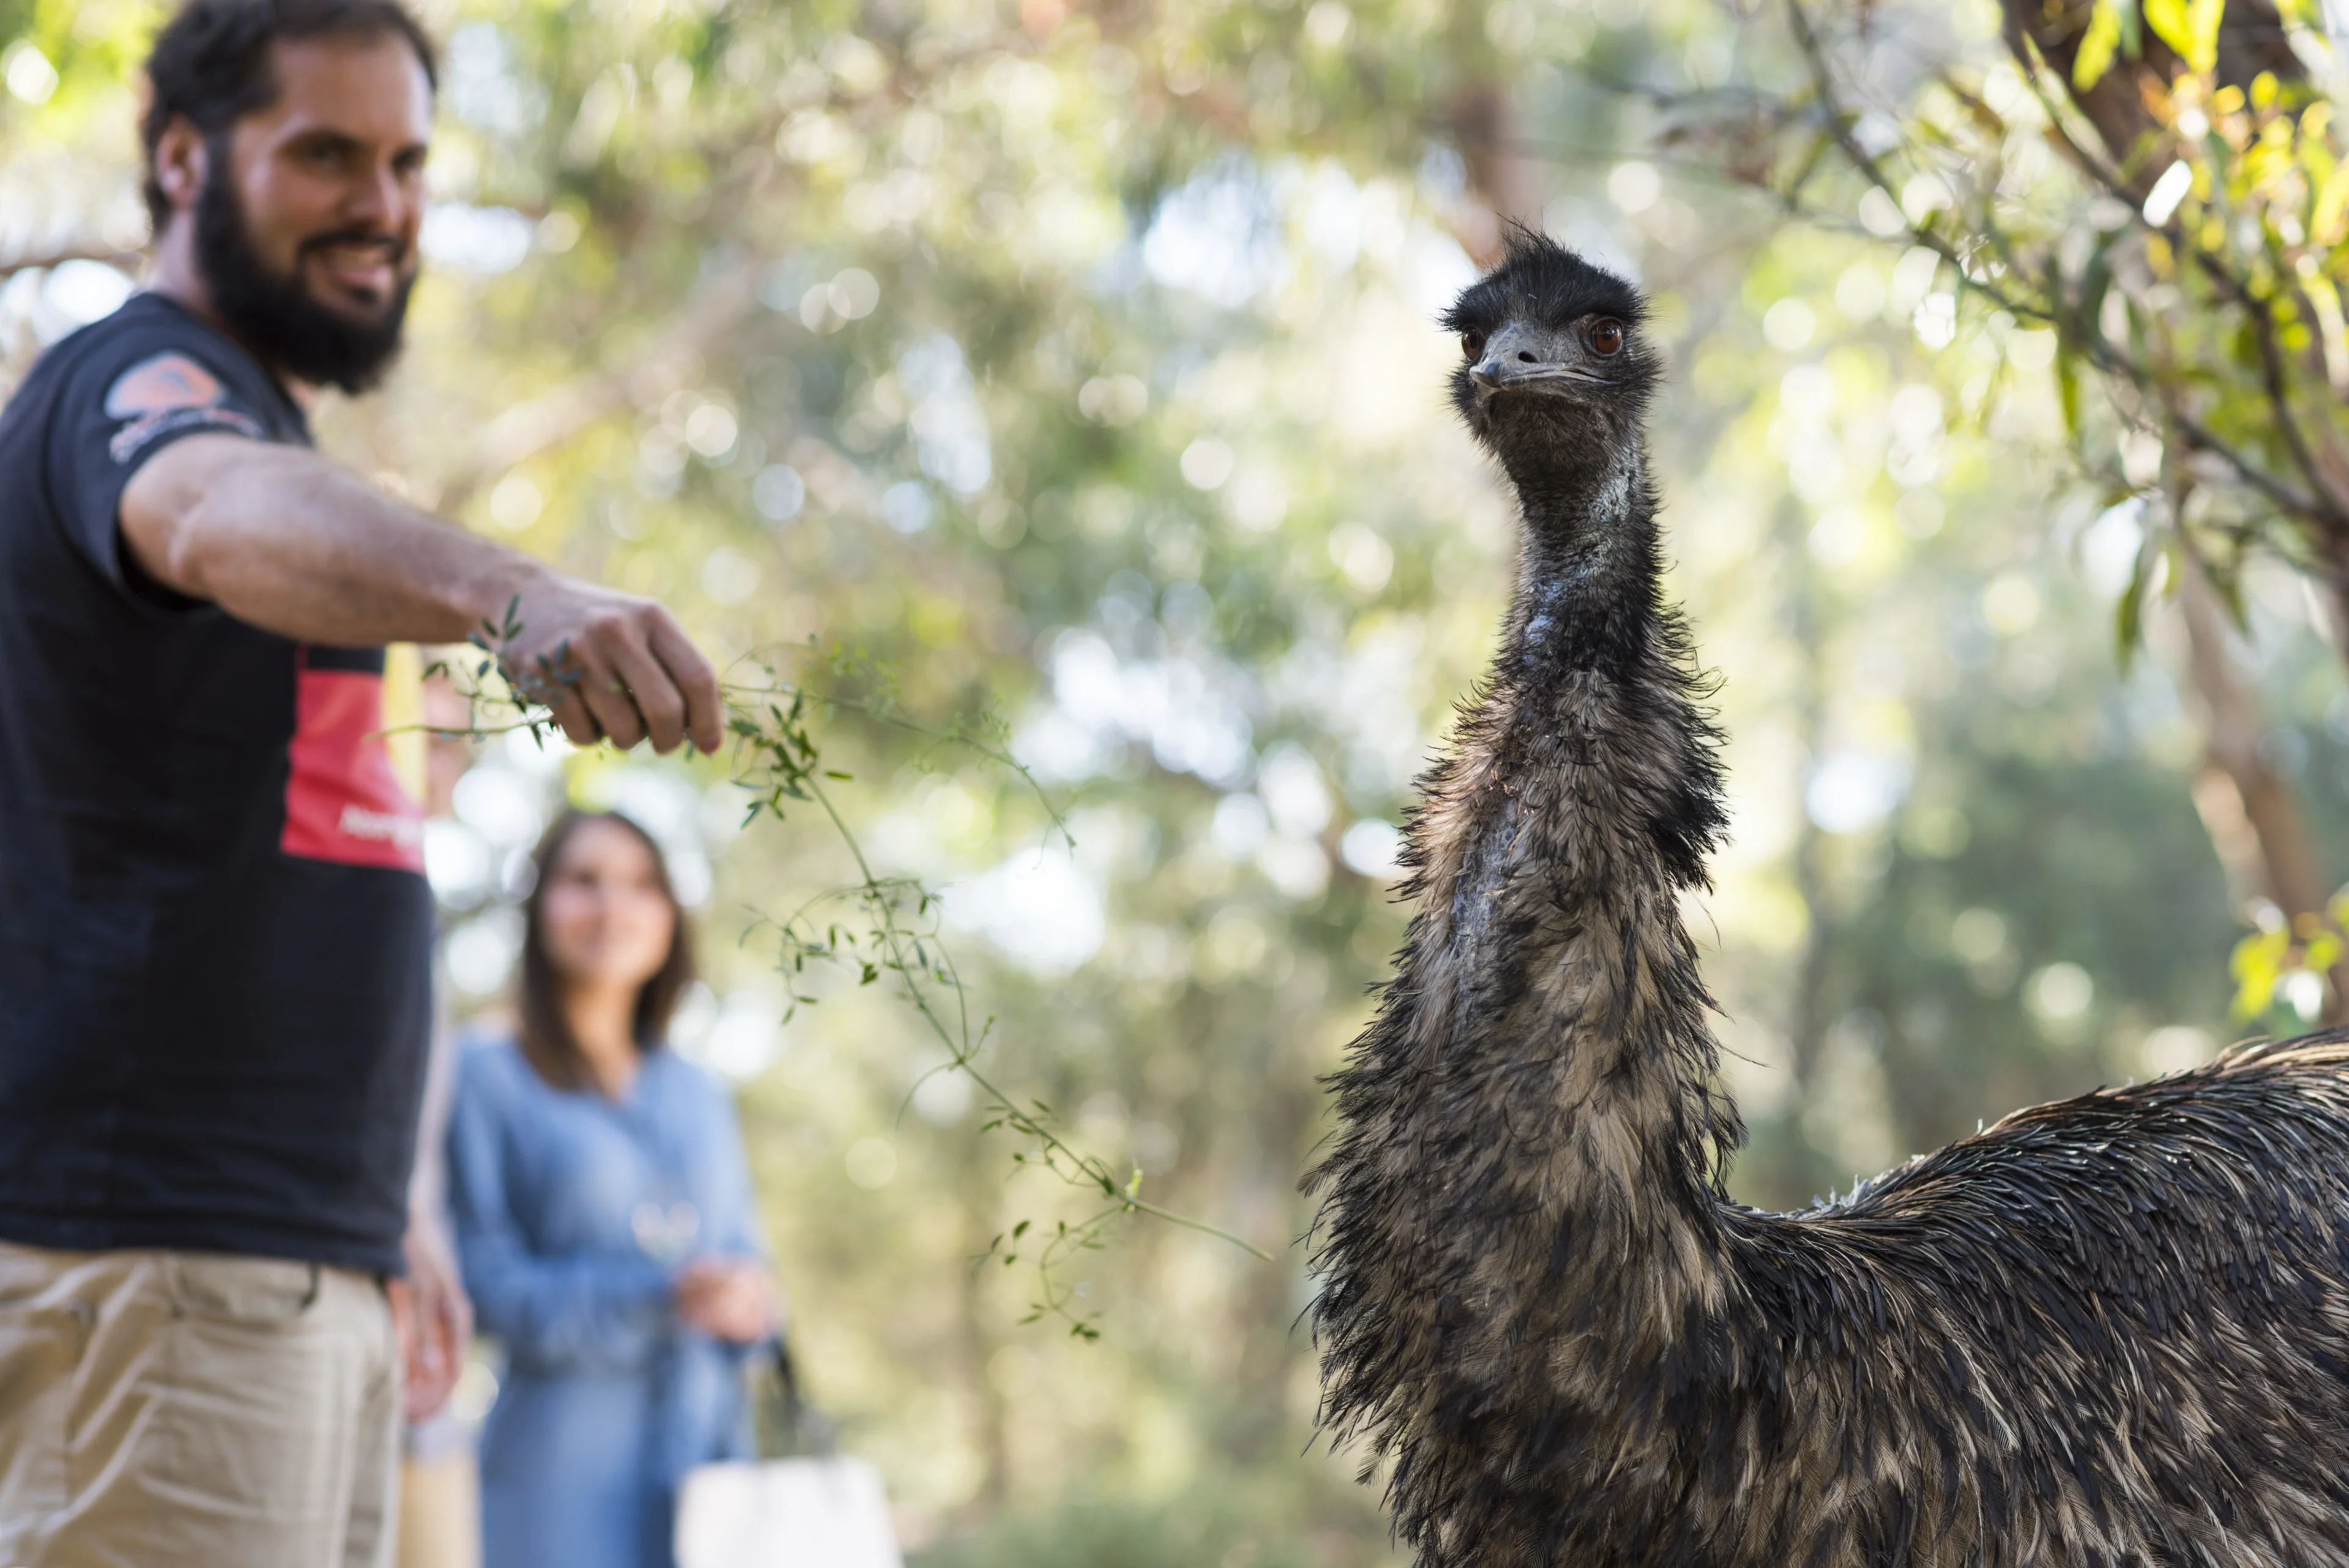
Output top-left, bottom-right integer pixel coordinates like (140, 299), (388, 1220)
(1468, 321), (1601, 395)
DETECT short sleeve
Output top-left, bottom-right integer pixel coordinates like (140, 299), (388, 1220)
(42, 323), (284, 596)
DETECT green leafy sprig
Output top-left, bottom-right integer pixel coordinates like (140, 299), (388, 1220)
(722, 645), (1272, 1339)
(417, 633), (1271, 1338)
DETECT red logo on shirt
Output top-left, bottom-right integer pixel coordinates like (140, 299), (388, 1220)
(281, 653), (425, 872)
(105, 353), (224, 417)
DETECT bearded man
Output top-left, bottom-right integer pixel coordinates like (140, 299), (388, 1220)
(0, 2), (725, 1562)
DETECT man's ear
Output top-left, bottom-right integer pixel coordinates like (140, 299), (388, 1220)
(152, 116), (210, 217)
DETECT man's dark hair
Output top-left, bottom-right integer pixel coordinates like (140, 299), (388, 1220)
(141, 0), (439, 231)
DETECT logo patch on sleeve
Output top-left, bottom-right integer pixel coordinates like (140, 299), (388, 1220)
(105, 354), (224, 417)
(104, 352), (262, 463)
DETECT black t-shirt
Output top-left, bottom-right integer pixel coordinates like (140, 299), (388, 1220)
(0, 294), (431, 1274)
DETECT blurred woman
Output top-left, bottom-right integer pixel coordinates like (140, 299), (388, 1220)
(450, 809), (776, 1568)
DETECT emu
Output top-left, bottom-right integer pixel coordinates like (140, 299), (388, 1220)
(1304, 232), (2349, 1567)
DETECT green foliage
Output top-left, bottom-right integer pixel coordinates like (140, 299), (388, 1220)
(2142, 0), (2225, 76)
(2228, 893), (2349, 1022)
(1720, 0), (2349, 666)
(2073, 0), (2129, 91)
(723, 649), (1272, 1337)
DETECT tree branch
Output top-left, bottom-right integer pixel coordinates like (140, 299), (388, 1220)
(1779, 0), (2334, 533)
(424, 257), (762, 516)
(0, 243), (138, 281)
(2188, 249), (2349, 538)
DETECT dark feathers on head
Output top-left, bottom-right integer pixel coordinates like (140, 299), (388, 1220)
(1439, 226), (1649, 338)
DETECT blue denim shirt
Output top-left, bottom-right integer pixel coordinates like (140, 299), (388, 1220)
(448, 1035), (762, 1568)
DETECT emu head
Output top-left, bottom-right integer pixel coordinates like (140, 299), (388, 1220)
(1444, 231), (1657, 481)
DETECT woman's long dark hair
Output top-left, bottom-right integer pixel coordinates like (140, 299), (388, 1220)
(516, 809), (696, 1093)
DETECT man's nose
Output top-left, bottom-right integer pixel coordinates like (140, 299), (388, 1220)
(346, 163), (409, 239)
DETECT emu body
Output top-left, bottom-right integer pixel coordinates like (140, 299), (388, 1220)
(1305, 235), (2349, 1567)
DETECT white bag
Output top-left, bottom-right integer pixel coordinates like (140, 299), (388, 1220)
(675, 1457), (903, 1568)
(674, 1340), (903, 1568)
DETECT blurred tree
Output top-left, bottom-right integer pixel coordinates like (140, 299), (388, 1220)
(1682, 0), (2349, 1015)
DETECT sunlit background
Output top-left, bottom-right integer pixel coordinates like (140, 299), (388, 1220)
(10, 0), (2349, 1560)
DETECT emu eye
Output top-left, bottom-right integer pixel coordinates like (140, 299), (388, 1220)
(1587, 319), (1625, 356)
(1460, 332), (1486, 361)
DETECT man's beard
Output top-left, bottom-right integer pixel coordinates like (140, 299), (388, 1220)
(193, 146), (414, 394)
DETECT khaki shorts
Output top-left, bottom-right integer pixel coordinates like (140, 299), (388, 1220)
(0, 1241), (401, 1568)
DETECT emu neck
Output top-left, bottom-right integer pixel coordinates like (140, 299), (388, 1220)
(1493, 436), (1661, 684)
(1398, 427), (1731, 1372)
(1438, 433), (1716, 960)
(1307, 420), (1739, 1547)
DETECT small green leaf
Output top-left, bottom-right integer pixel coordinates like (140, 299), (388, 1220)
(2113, 537), (2153, 671)
(2230, 927), (2290, 1017)
(2075, 0), (2124, 88)
(2055, 340), (2083, 439)
(2146, 0), (2224, 73)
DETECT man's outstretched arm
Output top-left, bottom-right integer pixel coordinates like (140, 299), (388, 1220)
(120, 432), (723, 754)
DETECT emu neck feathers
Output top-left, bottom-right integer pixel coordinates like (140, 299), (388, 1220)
(1409, 436), (1729, 1172)
(1308, 432), (1742, 1470)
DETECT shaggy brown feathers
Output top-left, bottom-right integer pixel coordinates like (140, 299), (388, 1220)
(1304, 232), (2349, 1567)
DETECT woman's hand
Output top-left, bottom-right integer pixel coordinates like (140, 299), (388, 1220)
(675, 1257), (777, 1344)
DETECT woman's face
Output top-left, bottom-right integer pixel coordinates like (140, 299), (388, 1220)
(537, 820), (675, 992)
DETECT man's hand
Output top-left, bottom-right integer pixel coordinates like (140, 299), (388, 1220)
(390, 1216), (474, 1423)
(119, 435), (724, 755)
(496, 578), (722, 756)
(675, 1257), (778, 1345)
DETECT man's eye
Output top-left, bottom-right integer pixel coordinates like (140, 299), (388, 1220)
(1460, 332), (1486, 360)
(1587, 319), (1625, 355)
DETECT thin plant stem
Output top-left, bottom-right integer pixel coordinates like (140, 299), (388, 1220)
(415, 638), (1271, 1336)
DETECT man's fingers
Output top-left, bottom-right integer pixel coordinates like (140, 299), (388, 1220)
(503, 590), (716, 754)
(507, 650), (602, 746)
(646, 615), (723, 754)
(576, 665), (647, 750)
(544, 689), (603, 748)
(604, 634), (688, 753)
(545, 632), (644, 749)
